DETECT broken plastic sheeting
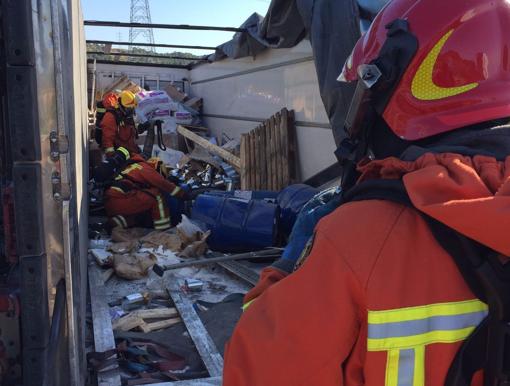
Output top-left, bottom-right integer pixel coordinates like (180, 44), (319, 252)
(208, 0), (386, 145)
(176, 215), (205, 246)
(113, 253), (157, 280)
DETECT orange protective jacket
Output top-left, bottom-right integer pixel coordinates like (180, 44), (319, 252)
(223, 153), (510, 386)
(100, 110), (139, 155)
(104, 154), (183, 230)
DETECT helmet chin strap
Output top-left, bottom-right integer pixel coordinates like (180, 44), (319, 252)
(336, 64), (381, 191)
(336, 18), (418, 192)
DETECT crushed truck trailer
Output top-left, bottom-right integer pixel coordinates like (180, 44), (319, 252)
(0, 0), (385, 385)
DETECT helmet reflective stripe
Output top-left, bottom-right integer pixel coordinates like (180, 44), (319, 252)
(368, 299), (487, 386)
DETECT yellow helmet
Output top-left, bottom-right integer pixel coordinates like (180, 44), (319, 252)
(120, 90), (137, 109)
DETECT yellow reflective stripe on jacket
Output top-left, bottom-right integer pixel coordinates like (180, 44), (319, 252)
(368, 299), (487, 386)
(121, 163), (143, 175)
(105, 147), (115, 153)
(242, 299), (256, 311)
(171, 186), (181, 197)
(368, 299), (487, 324)
(110, 186), (125, 194)
(117, 147), (130, 160)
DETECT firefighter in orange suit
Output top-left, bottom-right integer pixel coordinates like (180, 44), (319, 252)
(93, 147), (186, 231)
(223, 0), (510, 385)
(100, 90), (140, 156)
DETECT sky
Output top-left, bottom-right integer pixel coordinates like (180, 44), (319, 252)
(82, 0), (271, 55)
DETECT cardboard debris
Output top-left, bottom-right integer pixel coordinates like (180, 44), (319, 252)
(176, 215), (204, 246)
(164, 84), (187, 103)
(140, 231), (182, 252)
(178, 230), (211, 258)
(113, 253), (157, 280)
(184, 97), (203, 111)
(108, 240), (139, 254)
(90, 248), (113, 268)
(111, 227), (150, 243)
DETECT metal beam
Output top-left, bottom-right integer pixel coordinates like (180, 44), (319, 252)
(85, 20), (245, 32)
(87, 51), (208, 61)
(87, 58), (191, 69)
(87, 39), (216, 51)
(166, 279), (224, 377)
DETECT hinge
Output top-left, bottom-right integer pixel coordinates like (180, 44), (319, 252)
(49, 130), (69, 161)
(51, 171), (71, 201)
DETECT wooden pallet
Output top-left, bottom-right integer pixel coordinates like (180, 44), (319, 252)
(240, 108), (297, 191)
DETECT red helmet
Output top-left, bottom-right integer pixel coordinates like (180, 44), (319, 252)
(102, 92), (119, 109)
(340, 0), (510, 141)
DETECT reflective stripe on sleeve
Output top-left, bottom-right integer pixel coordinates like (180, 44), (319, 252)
(171, 186), (181, 197)
(242, 299), (256, 311)
(368, 299), (487, 386)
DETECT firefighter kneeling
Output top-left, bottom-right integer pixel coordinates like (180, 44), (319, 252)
(93, 147), (188, 232)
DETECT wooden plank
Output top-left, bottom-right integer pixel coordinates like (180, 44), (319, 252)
(240, 134), (248, 190)
(288, 109), (298, 183)
(166, 280), (224, 377)
(150, 377), (222, 386)
(280, 108), (290, 187)
(249, 130), (256, 190)
(264, 121), (272, 191)
(274, 112), (283, 190)
(177, 125), (241, 170)
(269, 116), (278, 191)
(252, 127), (259, 190)
(140, 317), (182, 333)
(89, 264), (122, 386)
(260, 123), (267, 189)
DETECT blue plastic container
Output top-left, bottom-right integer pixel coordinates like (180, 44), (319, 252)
(277, 184), (319, 238)
(191, 193), (278, 252)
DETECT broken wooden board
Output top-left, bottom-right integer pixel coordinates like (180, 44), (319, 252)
(140, 317), (181, 333)
(177, 125), (241, 171)
(112, 307), (180, 332)
(89, 264), (122, 386)
(166, 279), (224, 377)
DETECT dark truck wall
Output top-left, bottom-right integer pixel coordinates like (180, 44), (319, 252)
(1, 1), (88, 385)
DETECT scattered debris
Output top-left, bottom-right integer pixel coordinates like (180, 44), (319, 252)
(111, 227), (150, 243)
(185, 279), (204, 292)
(140, 231), (182, 252)
(91, 248), (113, 268)
(112, 307), (181, 332)
(108, 240), (139, 254)
(176, 215), (204, 246)
(178, 230), (211, 258)
(113, 253), (157, 280)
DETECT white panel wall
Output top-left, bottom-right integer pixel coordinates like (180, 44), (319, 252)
(190, 40), (337, 181)
(93, 63), (189, 95)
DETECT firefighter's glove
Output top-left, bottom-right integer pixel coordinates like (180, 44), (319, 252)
(272, 187), (342, 273)
(138, 120), (151, 134)
(175, 183), (192, 201)
(93, 147), (130, 185)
